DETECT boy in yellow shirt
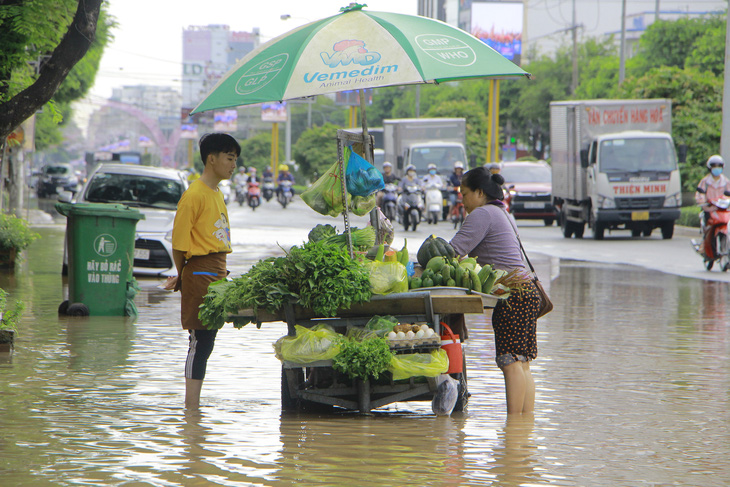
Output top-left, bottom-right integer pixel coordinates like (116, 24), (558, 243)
(167, 132), (240, 410)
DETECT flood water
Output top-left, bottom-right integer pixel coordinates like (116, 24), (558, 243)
(2, 225), (729, 486)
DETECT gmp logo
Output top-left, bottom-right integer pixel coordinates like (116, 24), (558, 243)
(93, 234), (117, 257)
(415, 34), (476, 67)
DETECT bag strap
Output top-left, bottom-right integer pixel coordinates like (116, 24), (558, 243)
(493, 203), (538, 276)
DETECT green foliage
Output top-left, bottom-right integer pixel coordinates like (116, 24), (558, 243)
(238, 131), (282, 172)
(0, 288), (24, 334)
(425, 99), (488, 165)
(618, 65), (723, 191)
(678, 205), (701, 228)
(332, 334), (394, 381)
(0, 214), (40, 252)
(293, 123), (340, 180)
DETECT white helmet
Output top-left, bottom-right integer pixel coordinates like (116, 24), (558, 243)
(707, 154), (724, 168)
(454, 161), (464, 169)
(383, 161), (392, 168)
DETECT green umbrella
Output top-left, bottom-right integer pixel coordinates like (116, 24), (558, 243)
(191, 3), (529, 114)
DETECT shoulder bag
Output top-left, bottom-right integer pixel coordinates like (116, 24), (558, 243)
(500, 207), (554, 318)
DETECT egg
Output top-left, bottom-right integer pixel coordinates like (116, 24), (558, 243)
(424, 328), (434, 338)
(387, 331), (397, 340)
(415, 329), (425, 338)
(396, 331), (406, 339)
(405, 330), (415, 339)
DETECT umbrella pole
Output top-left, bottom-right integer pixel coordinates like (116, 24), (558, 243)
(359, 89), (371, 163)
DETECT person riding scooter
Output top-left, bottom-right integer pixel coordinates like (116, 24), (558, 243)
(694, 155), (730, 260)
(446, 161), (464, 212)
(276, 164), (295, 198)
(397, 165), (425, 231)
(422, 163), (444, 224)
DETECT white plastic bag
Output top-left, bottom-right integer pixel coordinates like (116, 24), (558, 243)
(431, 374), (458, 416)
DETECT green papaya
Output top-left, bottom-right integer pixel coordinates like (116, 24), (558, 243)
(426, 256), (447, 273)
(454, 265), (464, 287)
(459, 257), (478, 271)
(422, 277), (434, 288)
(478, 264), (493, 284)
(482, 272), (497, 294)
(399, 239), (409, 265)
(441, 265), (452, 282)
(469, 269), (482, 293)
(421, 268), (434, 281)
(432, 273), (443, 286)
(410, 277), (422, 289)
(446, 278), (456, 287)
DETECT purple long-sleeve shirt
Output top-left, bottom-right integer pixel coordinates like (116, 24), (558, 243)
(449, 203), (525, 271)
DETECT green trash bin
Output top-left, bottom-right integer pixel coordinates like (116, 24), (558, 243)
(56, 202), (145, 316)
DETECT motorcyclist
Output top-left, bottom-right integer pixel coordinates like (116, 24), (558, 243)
(246, 167), (260, 184)
(377, 161), (399, 208)
(399, 164), (422, 192)
(485, 162), (502, 175)
(422, 163), (444, 189)
(695, 154), (730, 233)
(233, 166), (247, 186)
(276, 164), (295, 198)
(447, 161), (464, 210)
(262, 166), (273, 179)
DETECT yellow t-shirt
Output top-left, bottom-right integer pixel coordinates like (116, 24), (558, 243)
(172, 179), (232, 260)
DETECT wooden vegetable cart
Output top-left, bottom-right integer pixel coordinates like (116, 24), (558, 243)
(231, 289), (499, 413)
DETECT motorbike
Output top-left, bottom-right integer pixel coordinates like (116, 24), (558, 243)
(219, 179), (231, 205)
(277, 180), (294, 208)
(691, 198), (730, 271)
(381, 183), (398, 222)
(247, 181), (261, 210)
(449, 186), (465, 229)
(397, 182), (424, 232)
(262, 176), (275, 202)
(424, 181), (444, 225)
(235, 182), (246, 206)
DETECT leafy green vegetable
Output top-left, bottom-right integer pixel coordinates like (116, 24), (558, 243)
(308, 224), (337, 242)
(198, 240), (372, 329)
(321, 226), (376, 250)
(332, 335), (394, 381)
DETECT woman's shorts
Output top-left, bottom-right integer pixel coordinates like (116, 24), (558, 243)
(495, 353), (528, 369)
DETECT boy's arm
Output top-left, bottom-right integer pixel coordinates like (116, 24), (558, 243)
(163, 249), (186, 291)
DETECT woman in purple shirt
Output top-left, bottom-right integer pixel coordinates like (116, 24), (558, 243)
(450, 167), (540, 415)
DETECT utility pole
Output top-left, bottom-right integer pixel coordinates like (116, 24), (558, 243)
(720, 0), (730, 172)
(571, 0), (578, 94)
(619, 0), (627, 85)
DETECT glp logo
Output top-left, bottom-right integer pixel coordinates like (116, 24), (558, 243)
(320, 40), (381, 68)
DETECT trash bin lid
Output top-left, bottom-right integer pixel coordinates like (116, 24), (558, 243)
(55, 202), (145, 221)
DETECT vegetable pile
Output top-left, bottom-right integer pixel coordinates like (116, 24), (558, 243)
(198, 240), (372, 329)
(332, 330), (394, 381)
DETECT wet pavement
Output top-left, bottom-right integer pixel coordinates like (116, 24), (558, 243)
(1, 200), (729, 485)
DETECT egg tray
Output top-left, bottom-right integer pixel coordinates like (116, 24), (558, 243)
(388, 336), (442, 350)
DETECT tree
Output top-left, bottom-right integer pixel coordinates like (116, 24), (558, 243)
(0, 0), (104, 141)
(425, 99), (488, 166)
(238, 131), (282, 173)
(293, 123), (340, 180)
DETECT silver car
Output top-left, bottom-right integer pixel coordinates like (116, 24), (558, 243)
(60, 163), (188, 277)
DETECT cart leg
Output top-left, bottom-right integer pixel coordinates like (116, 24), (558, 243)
(357, 379), (371, 413)
(281, 366), (303, 411)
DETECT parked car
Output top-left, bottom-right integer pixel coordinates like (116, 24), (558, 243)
(500, 161), (557, 226)
(37, 163), (81, 198)
(59, 163), (188, 277)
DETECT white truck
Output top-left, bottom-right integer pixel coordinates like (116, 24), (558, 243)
(383, 118), (468, 178)
(550, 99), (683, 240)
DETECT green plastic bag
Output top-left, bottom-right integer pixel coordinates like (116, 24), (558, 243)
(274, 324), (341, 364)
(388, 349), (449, 381)
(365, 315), (399, 336)
(350, 193), (376, 216)
(301, 159), (350, 217)
(366, 261), (408, 295)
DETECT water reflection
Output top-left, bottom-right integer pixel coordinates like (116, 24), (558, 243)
(1, 224), (730, 485)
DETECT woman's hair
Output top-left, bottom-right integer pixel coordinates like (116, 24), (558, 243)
(199, 133), (241, 165)
(462, 166), (505, 200)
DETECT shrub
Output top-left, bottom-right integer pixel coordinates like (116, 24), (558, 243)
(0, 214), (40, 252)
(678, 205), (701, 228)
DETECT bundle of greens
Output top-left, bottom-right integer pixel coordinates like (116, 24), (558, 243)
(198, 240), (372, 329)
(332, 333), (394, 381)
(320, 226), (376, 251)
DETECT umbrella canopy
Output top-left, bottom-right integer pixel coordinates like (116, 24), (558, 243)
(191, 4), (529, 114)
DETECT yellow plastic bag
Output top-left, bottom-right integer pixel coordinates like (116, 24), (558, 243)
(366, 260), (408, 295)
(388, 349), (449, 380)
(274, 324), (341, 364)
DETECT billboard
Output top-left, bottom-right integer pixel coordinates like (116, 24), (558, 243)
(214, 109), (238, 131)
(261, 102), (287, 123)
(470, 1), (523, 64)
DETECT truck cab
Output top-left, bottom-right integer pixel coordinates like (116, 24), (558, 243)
(581, 131), (681, 239)
(402, 141), (467, 177)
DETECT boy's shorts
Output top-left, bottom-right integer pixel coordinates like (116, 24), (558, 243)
(180, 252), (227, 330)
